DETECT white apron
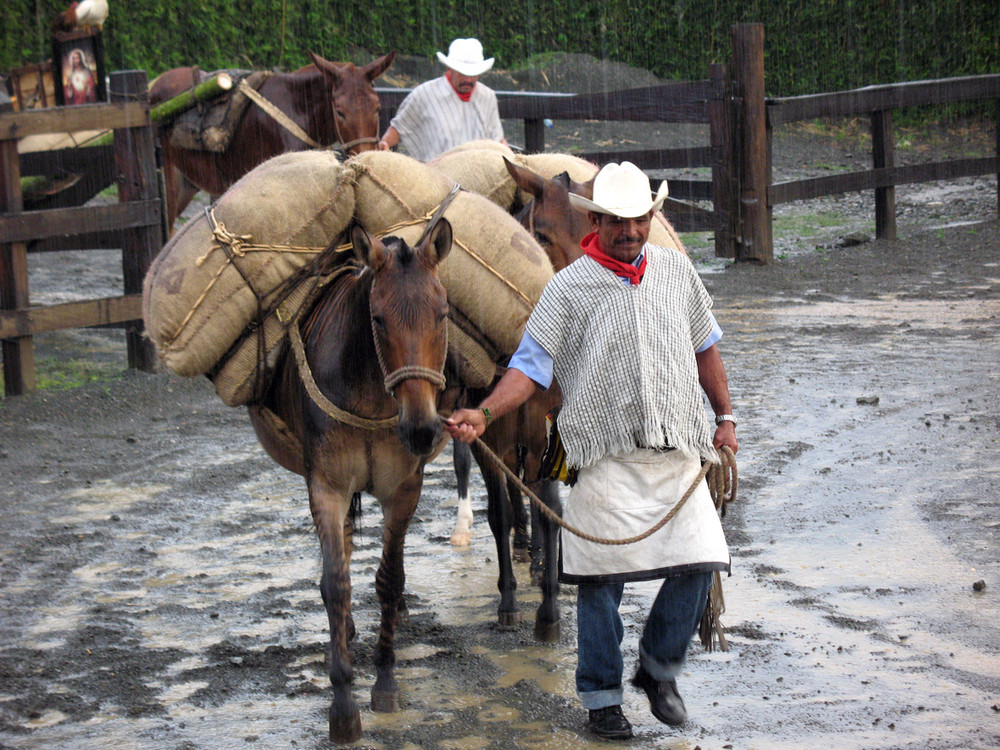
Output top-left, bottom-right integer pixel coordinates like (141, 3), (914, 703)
(560, 447), (729, 584)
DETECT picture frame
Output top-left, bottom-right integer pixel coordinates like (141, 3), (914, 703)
(52, 29), (106, 106)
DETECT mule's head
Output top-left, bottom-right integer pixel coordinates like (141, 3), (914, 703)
(351, 219), (451, 457)
(309, 50), (396, 156)
(504, 157), (595, 272)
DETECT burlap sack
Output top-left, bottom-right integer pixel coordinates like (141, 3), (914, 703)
(143, 150), (355, 400)
(347, 151), (553, 387)
(429, 141), (520, 211)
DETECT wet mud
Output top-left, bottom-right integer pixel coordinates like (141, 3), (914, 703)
(1, 79), (999, 747)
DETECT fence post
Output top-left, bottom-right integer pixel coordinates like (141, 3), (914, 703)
(111, 70), (160, 372)
(730, 23), (772, 263)
(872, 109), (897, 240)
(524, 118), (545, 154)
(0, 99), (35, 396)
(709, 64), (737, 258)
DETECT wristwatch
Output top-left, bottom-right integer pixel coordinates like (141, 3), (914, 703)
(715, 414), (737, 427)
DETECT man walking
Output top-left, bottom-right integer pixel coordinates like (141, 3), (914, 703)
(446, 161), (737, 740)
(378, 37), (506, 161)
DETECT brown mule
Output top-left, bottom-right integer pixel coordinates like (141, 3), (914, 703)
(149, 51), (395, 229)
(248, 219), (458, 743)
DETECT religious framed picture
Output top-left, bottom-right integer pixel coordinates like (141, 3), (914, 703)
(52, 29), (106, 106)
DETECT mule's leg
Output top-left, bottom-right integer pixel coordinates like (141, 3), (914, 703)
(510, 446), (531, 561)
(473, 446), (520, 629)
(528, 494), (545, 585)
(450, 440), (474, 546)
(308, 476), (361, 743)
(532, 479), (563, 642)
(371, 473), (422, 712)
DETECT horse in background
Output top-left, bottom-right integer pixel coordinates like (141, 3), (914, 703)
(149, 51), (395, 228)
(248, 220), (457, 743)
(447, 157), (595, 640)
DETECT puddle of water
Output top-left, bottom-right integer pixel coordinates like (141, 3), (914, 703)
(23, 710), (68, 729)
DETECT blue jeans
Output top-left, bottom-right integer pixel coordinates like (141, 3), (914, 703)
(575, 571), (713, 710)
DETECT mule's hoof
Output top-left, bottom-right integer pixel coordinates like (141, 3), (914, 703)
(371, 687), (401, 713)
(328, 705), (362, 744)
(498, 610), (522, 630)
(450, 530), (471, 547)
(533, 618), (561, 642)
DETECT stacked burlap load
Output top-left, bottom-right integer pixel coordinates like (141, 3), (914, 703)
(144, 149), (553, 406)
(430, 146), (687, 254)
(350, 150), (554, 388)
(429, 139), (521, 211)
(143, 150), (355, 406)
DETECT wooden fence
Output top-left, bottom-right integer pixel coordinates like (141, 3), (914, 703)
(381, 23), (1000, 265)
(1, 24), (998, 397)
(0, 70), (161, 396)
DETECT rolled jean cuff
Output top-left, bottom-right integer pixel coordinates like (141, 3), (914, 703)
(578, 688), (624, 710)
(639, 643), (685, 682)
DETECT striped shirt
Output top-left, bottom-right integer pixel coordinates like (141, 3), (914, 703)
(389, 76), (504, 162)
(524, 244), (719, 467)
(509, 247), (721, 389)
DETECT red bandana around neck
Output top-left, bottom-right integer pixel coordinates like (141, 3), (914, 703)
(445, 71), (475, 102)
(581, 232), (646, 285)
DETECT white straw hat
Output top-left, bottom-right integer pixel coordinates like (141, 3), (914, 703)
(568, 161), (669, 218)
(436, 38), (495, 77)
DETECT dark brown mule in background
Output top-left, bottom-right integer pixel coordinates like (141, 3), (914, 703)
(455, 157), (594, 640)
(247, 220), (456, 743)
(149, 51), (395, 229)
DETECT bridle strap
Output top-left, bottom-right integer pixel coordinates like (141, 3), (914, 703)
(339, 135), (379, 152)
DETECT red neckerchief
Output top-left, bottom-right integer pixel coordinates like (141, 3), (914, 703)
(581, 232), (646, 285)
(445, 70), (474, 102)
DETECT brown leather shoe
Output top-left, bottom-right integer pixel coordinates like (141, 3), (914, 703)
(631, 666), (687, 726)
(587, 704), (634, 740)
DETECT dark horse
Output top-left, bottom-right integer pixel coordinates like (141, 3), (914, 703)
(248, 220), (454, 743)
(149, 51), (395, 228)
(452, 157), (595, 640)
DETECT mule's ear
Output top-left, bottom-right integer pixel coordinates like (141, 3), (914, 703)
(364, 50), (396, 82)
(308, 50), (343, 87)
(351, 224), (387, 270)
(423, 218), (452, 266)
(503, 156), (546, 200)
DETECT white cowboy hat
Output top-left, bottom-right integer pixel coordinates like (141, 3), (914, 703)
(568, 161), (669, 218)
(436, 38), (495, 77)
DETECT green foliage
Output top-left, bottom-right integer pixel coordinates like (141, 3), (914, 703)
(2, 0), (997, 94)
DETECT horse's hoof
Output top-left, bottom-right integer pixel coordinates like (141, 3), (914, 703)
(533, 618), (561, 643)
(498, 610), (521, 630)
(371, 687), (401, 713)
(329, 705), (362, 744)
(450, 530), (471, 547)
(512, 547), (531, 563)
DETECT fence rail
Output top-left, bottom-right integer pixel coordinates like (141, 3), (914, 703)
(0, 70), (160, 396)
(765, 70), (1000, 243)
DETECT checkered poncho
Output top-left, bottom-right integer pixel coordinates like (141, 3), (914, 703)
(526, 244), (717, 469)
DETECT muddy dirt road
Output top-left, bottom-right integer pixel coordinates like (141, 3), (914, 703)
(2, 214), (998, 749)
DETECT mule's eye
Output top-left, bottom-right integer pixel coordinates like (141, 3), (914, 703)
(335, 109), (347, 119)
(534, 231), (551, 246)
